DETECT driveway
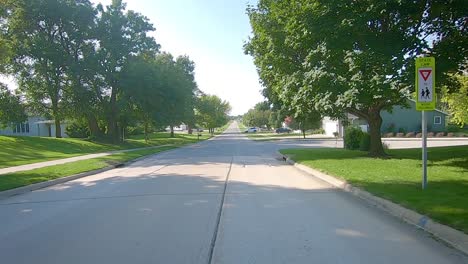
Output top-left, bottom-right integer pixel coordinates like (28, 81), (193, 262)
(0, 121), (466, 263)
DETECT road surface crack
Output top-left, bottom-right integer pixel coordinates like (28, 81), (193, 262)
(207, 156), (233, 264)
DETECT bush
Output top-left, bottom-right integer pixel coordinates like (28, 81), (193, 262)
(359, 132), (371, 151)
(344, 126), (364, 150)
(446, 123), (463, 132)
(66, 122), (90, 138)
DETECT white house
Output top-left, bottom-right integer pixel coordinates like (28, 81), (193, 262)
(0, 116), (69, 137)
(165, 124), (188, 131)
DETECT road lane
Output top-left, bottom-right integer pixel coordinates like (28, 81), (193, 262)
(0, 121), (466, 264)
(212, 153), (467, 264)
(0, 138), (233, 264)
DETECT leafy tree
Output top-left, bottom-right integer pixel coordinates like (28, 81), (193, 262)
(196, 94), (231, 134)
(268, 110), (283, 129)
(95, 0), (159, 142)
(245, 0), (467, 156)
(0, 0), (96, 138)
(442, 74), (468, 127)
(173, 55), (198, 136)
(0, 83), (26, 127)
(1, 0), (204, 142)
(254, 101), (270, 111)
(121, 55), (164, 141)
(145, 53), (196, 137)
(242, 108), (271, 128)
(287, 111), (322, 139)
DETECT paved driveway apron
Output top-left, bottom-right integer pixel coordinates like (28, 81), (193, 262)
(0, 122), (466, 264)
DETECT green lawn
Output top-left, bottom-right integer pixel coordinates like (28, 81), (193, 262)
(280, 146), (468, 233)
(0, 132), (211, 168)
(0, 145), (177, 191)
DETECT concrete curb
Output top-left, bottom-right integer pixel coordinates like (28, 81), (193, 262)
(0, 165), (117, 200)
(275, 151), (468, 256)
(0, 146), (176, 200)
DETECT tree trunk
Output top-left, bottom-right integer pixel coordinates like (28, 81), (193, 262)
(188, 125), (193, 134)
(54, 119), (62, 138)
(107, 87), (118, 143)
(368, 110), (386, 157)
(51, 99), (62, 138)
(87, 114), (102, 138)
(302, 129), (306, 139)
(170, 125), (174, 138)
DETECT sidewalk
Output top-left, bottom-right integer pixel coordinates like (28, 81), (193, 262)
(0, 145), (170, 176)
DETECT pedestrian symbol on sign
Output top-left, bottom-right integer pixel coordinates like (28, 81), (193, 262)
(418, 68), (433, 102)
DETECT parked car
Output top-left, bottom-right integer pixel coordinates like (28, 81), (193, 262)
(275, 127), (292, 133)
(244, 127), (258, 133)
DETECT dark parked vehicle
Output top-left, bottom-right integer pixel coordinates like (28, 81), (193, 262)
(275, 127), (292, 133)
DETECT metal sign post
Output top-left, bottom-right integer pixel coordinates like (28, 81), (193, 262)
(415, 57), (435, 190)
(421, 110), (427, 189)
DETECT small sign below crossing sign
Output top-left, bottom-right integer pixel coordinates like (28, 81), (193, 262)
(415, 57), (435, 111)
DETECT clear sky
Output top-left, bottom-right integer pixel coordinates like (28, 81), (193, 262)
(93, 0), (263, 115)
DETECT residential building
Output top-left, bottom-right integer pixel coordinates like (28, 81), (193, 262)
(0, 116), (69, 137)
(322, 100), (448, 137)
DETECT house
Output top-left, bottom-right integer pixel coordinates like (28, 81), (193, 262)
(379, 100), (447, 133)
(0, 116), (69, 137)
(165, 124), (188, 132)
(322, 100), (448, 136)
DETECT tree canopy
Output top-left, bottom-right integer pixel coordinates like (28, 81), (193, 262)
(442, 74), (468, 127)
(196, 94), (231, 134)
(0, 0), (227, 140)
(0, 83), (26, 127)
(245, 0), (467, 156)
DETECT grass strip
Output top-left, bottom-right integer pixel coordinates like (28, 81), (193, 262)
(0, 145), (177, 192)
(0, 132), (211, 168)
(280, 146), (468, 234)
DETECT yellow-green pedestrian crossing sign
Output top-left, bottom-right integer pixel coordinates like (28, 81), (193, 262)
(415, 57), (435, 111)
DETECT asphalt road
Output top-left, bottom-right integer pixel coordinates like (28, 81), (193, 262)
(1, 121), (467, 264)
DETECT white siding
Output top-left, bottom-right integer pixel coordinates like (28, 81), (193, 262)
(322, 117), (339, 137)
(0, 117), (68, 137)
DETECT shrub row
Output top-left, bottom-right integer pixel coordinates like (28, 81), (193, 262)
(382, 132), (463, 138)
